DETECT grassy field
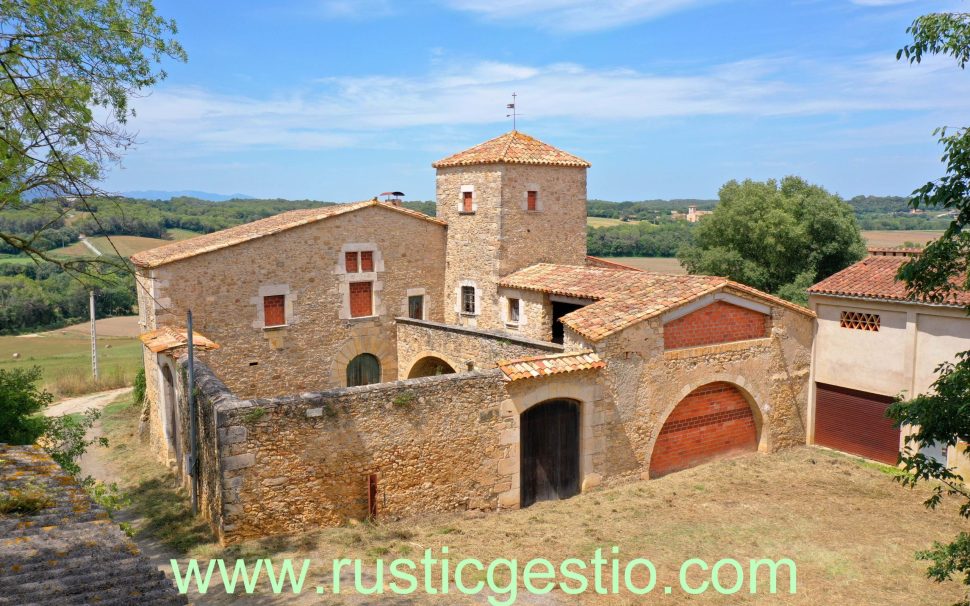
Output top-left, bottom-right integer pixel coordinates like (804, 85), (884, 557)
(587, 217), (629, 228)
(606, 257), (686, 274)
(99, 397), (967, 605)
(51, 233), (196, 259)
(861, 230), (942, 248)
(0, 326), (142, 398)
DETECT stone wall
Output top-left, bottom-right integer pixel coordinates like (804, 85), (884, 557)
(396, 317), (564, 379)
(210, 369), (514, 543)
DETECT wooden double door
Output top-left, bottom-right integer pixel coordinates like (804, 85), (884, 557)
(520, 399), (580, 507)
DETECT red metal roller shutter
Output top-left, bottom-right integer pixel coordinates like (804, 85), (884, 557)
(815, 383), (900, 464)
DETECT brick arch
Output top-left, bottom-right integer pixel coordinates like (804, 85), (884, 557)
(401, 350), (461, 380)
(330, 336), (397, 387)
(649, 381), (761, 478)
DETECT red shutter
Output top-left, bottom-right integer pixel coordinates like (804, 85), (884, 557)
(360, 251), (374, 272)
(462, 191), (473, 213)
(527, 191), (537, 211)
(815, 383), (900, 464)
(349, 282), (373, 317)
(345, 251), (358, 273)
(263, 295), (285, 327)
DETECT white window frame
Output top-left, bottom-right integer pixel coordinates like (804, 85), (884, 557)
(250, 284), (297, 329)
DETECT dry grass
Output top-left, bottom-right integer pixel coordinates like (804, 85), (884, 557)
(57, 315), (141, 338)
(100, 399), (967, 605)
(605, 257), (686, 274)
(862, 230), (943, 248)
(50, 230), (199, 259)
(587, 217), (631, 228)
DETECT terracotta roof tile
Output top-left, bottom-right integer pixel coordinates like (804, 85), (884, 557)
(808, 255), (970, 306)
(432, 131), (591, 169)
(500, 263), (813, 341)
(140, 326), (220, 353)
(498, 350), (605, 382)
(130, 200), (446, 268)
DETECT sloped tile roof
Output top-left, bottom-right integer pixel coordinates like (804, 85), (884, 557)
(130, 199), (446, 269)
(500, 263), (813, 341)
(585, 256), (645, 271)
(432, 131), (591, 169)
(808, 254), (970, 306)
(498, 351), (605, 381)
(140, 326), (220, 353)
(0, 444), (186, 605)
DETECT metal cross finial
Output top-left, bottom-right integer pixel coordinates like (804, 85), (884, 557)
(506, 92), (518, 130)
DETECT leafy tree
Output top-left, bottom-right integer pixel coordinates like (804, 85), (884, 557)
(884, 10), (970, 603)
(0, 366), (52, 444)
(0, 0), (184, 267)
(677, 176), (866, 304)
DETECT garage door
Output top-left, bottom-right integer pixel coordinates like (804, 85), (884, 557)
(815, 383), (900, 464)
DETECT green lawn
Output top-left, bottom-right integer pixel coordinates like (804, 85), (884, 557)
(0, 331), (142, 398)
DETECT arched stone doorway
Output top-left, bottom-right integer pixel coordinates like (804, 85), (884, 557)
(347, 353), (381, 387)
(407, 356), (456, 379)
(160, 362), (181, 466)
(650, 382), (759, 478)
(520, 399), (580, 507)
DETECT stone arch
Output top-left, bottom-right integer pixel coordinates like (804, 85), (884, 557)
(158, 355), (181, 468)
(648, 379), (765, 479)
(331, 335), (397, 387)
(407, 356), (457, 379)
(403, 350), (460, 379)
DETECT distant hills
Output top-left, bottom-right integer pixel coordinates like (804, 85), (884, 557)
(121, 190), (255, 201)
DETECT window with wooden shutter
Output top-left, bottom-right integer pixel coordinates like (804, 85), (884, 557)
(461, 285), (476, 314)
(349, 282), (373, 317)
(360, 251), (374, 272)
(527, 191), (538, 212)
(462, 191), (473, 213)
(263, 295), (286, 327)
(345, 251), (358, 273)
(408, 294), (424, 320)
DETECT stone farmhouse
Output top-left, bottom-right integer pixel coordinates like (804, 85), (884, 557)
(808, 248), (970, 479)
(131, 131), (815, 544)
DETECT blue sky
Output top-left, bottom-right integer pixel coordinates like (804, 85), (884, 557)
(104, 0), (969, 201)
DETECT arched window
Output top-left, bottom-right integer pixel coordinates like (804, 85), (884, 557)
(347, 353), (381, 387)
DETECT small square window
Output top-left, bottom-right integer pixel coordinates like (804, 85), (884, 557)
(461, 286), (476, 314)
(408, 294), (424, 320)
(350, 282), (373, 318)
(462, 191), (474, 213)
(263, 295), (285, 327)
(527, 191), (538, 212)
(508, 298), (520, 323)
(360, 251), (374, 272)
(345, 251), (358, 273)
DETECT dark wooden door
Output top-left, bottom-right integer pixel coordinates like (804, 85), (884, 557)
(815, 382), (900, 464)
(521, 399), (580, 507)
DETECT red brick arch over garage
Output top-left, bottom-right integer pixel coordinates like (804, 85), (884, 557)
(650, 382), (759, 478)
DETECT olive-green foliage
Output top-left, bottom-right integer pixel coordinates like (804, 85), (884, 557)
(677, 176), (866, 305)
(888, 10), (970, 598)
(132, 368), (146, 405)
(0, 367), (53, 445)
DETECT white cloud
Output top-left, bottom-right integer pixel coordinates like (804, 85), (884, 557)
(439, 0), (719, 31)
(125, 54), (970, 152)
(850, 0), (916, 6)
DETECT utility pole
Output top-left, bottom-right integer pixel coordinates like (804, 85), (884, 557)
(89, 290), (98, 380)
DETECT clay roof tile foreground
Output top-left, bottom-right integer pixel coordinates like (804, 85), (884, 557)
(432, 131), (591, 169)
(498, 351), (605, 382)
(140, 326), (220, 353)
(130, 199), (446, 269)
(0, 444), (187, 605)
(499, 263), (813, 342)
(808, 254), (970, 307)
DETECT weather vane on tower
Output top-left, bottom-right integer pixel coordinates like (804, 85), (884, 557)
(506, 92), (519, 130)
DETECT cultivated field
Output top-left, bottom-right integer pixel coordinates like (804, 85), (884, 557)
(606, 257), (686, 274)
(862, 230), (942, 248)
(0, 319), (142, 398)
(51, 232), (196, 258)
(587, 217), (628, 228)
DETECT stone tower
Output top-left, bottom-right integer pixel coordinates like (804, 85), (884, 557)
(432, 131), (590, 330)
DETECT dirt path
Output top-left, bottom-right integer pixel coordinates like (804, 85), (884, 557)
(44, 386), (133, 418)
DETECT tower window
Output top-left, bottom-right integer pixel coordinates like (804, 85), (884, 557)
(408, 294), (424, 320)
(461, 286), (476, 315)
(527, 191), (538, 212)
(263, 295), (286, 327)
(462, 191), (474, 213)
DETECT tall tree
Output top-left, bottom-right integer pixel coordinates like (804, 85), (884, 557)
(0, 0), (185, 268)
(677, 176), (866, 304)
(885, 10), (970, 604)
